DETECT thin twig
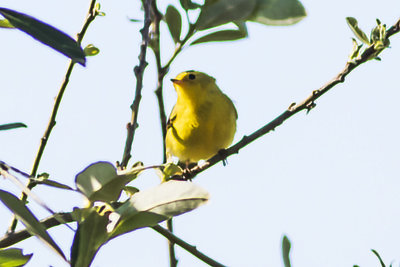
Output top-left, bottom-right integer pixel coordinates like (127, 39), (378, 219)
(183, 17), (400, 179)
(162, 23), (195, 73)
(0, 213), (74, 248)
(148, 2), (178, 265)
(8, 0), (98, 233)
(386, 18), (400, 38)
(166, 219), (178, 267)
(120, 0), (152, 168)
(149, 1), (168, 163)
(149, 3), (197, 163)
(152, 225), (225, 267)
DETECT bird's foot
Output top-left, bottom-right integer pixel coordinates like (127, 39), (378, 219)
(218, 149), (229, 166)
(172, 161), (197, 180)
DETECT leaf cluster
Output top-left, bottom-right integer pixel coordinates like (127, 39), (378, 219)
(346, 17), (390, 61)
(163, 0), (306, 46)
(0, 162), (209, 266)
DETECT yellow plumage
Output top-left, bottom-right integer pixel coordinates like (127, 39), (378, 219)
(166, 71), (237, 164)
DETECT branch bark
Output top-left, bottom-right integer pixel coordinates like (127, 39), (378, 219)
(153, 225), (225, 267)
(120, 0), (152, 168)
(149, 1), (168, 163)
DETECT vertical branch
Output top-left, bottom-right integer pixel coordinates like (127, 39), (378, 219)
(150, 3), (196, 163)
(149, 1), (168, 163)
(149, 3), (178, 266)
(120, 0), (152, 168)
(166, 219), (178, 267)
(8, 0), (98, 233)
(149, 4), (197, 266)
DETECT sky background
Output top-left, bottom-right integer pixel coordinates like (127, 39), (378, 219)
(1, 0), (400, 266)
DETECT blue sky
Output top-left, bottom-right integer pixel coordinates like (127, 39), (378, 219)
(1, 0), (400, 266)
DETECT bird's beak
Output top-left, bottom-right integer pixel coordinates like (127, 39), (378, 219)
(170, 78), (181, 84)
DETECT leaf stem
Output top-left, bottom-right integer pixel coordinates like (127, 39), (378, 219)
(163, 23), (196, 73)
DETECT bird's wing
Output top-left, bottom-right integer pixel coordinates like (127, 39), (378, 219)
(166, 105), (177, 130)
(232, 101), (238, 119)
(224, 93), (238, 119)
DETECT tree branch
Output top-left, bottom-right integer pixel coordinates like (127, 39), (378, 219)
(166, 218), (178, 267)
(148, 4), (198, 267)
(149, 1), (168, 163)
(152, 225), (225, 267)
(1, 213), (74, 248)
(149, 4), (197, 164)
(386, 18), (400, 38)
(184, 16), (400, 179)
(120, 0), (152, 168)
(8, 0), (98, 233)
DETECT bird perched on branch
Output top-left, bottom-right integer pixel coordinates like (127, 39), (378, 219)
(166, 70), (237, 168)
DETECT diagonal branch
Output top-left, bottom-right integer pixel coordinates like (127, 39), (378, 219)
(8, 0), (98, 233)
(386, 18), (400, 38)
(152, 225), (225, 267)
(120, 0), (152, 168)
(185, 16), (400, 179)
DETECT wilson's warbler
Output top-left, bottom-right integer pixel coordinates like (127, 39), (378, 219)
(166, 71), (237, 165)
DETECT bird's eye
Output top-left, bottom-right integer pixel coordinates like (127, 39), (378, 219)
(188, 74), (196, 80)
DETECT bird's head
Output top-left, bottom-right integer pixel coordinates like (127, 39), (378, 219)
(171, 71), (216, 100)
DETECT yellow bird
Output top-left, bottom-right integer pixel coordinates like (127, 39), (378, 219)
(166, 70), (237, 166)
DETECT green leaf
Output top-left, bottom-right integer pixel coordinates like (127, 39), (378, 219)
(165, 5), (182, 43)
(123, 186), (139, 197)
(70, 209), (109, 267)
(250, 0), (306, 26)
(128, 18), (141, 23)
(0, 19), (14, 28)
(75, 161), (143, 203)
(0, 123), (27, 131)
(180, 0), (201, 10)
(0, 8), (86, 65)
(191, 29), (246, 45)
(83, 44), (100, 56)
(235, 21), (248, 35)
(282, 235), (291, 267)
(109, 181), (209, 238)
(0, 248), (32, 267)
(32, 178), (74, 191)
(156, 163), (183, 182)
(370, 19), (390, 51)
(0, 190), (66, 261)
(196, 0), (257, 30)
(371, 249), (386, 267)
(346, 17), (371, 45)
(348, 38), (363, 63)
(94, 3), (106, 17)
